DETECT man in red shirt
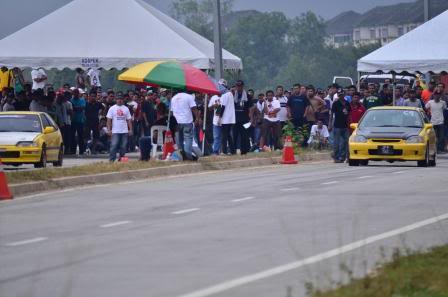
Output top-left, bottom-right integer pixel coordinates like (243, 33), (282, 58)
(349, 92), (366, 134)
(422, 81), (435, 103)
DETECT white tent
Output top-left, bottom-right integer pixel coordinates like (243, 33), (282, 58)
(0, 0), (242, 71)
(358, 10), (448, 74)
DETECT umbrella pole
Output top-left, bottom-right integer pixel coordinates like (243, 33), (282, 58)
(202, 94), (208, 155)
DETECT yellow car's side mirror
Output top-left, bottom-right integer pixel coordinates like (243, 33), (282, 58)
(44, 126), (55, 134)
(350, 123), (358, 130)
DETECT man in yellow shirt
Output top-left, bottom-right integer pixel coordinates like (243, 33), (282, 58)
(0, 66), (13, 90)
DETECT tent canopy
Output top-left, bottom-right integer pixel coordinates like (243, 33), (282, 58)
(0, 0), (242, 71)
(358, 10), (448, 74)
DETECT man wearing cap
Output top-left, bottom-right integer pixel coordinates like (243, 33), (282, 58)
(107, 93), (133, 162)
(329, 89), (351, 163)
(170, 91), (200, 161)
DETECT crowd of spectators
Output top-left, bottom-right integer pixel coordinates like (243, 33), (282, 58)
(1, 66), (447, 162)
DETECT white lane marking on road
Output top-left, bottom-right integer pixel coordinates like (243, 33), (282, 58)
(5, 237), (48, 247)
(280, 187), (300, 192)
(321, 181), (338, 185)
(231, 197), (255, 203)
(174, 212), (448, 297)
(358, 175), (373, 179)
(393, 171), (405, 174)
(100, 221), (131, 228)
(172, 208), (200, 215)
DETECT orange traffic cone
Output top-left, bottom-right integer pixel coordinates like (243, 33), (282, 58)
(0, 159), (13, 200)
(162, 130), (175, 160)
(280, 136), (298, 165)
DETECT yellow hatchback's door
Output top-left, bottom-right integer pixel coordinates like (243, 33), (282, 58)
(40, 114), (60, 161)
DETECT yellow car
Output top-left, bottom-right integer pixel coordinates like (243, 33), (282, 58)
(0, 111), (64, 168)
(349, 107), (437, 167)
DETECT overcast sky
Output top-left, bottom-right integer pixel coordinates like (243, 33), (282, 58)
(0, 0), (415, 39)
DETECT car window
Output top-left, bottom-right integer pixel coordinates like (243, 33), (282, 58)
(0, 114), (42, 133)
(40, 114), (52, 128)
(43, 113), (58, 130)
(359, 110), (423, 128)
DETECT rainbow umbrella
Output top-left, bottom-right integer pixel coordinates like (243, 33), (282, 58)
(118, 61), (220, 95)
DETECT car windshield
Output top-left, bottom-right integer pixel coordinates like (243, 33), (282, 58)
(0, 114), (42, 133)
(359, 109), (423, 129)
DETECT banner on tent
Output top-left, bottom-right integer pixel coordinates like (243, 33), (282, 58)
(81, 58), (100, 68)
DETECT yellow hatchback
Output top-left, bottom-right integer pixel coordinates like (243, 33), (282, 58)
(0, 112), (64, 168)
(349, 107), (437, 167)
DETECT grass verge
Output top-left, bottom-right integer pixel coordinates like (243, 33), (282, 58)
(4, 151), (292, 185)
(310, 245), (448, 297)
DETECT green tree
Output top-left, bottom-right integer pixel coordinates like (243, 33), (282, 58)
(171, 0), (234, 40)
(224, 11), (290, 90)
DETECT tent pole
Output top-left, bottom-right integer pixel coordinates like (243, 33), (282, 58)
(357, 72), (360, 92)
(202, 94), (208, 155)
(392, 73), (396, 106)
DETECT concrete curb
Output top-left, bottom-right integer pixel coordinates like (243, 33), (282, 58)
(9, 153), (331, 197)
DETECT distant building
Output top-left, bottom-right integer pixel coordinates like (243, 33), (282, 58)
(326, 0), (448, 48)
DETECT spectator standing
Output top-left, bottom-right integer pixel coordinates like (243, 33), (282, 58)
(31, 67), (47, 90)
(305, 85), (326, 129)
(107, 95), (133, 162)
(208, 93), (223, 155)
(11, 67), (25, 94)
(249, 93), (265, 151)
(275, 85), (289, 127)
(330, 90), (351, 163)
(29, 89), (47, 112)
(87, 68), (102, 89)
(219, 81), (236, 155)
(0, 67), (13, 90)
(349, 92), (366, 133)
(404, 89), (423, 108)
(70, 89), (86, 155)
(422, 81), (435, 104)
(379, 84), (393, 106)
(287, 83), (310, 130)
(394, 88), (405, 106)
(2, 91), (15, 111)
(232, 80), (251, 155)
(85, 90), (103, 154)
(425, 91), (447, 153)
(260, 90), (281, 150)
(75, 68), (87, 90)
(170, 92), (200, 161)
(364, 84), (383, 109)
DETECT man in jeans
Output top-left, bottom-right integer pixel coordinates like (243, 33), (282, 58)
(170, 92), (200, 161)
(107, 94), (133, 162)
(330, 90), (351, 163)
(425, 91), (447, 153)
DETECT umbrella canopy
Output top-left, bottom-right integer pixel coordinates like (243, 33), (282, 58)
(118, 61), (220, 95)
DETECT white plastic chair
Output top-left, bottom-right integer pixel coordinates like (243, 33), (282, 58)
(151, 125), (168, 158)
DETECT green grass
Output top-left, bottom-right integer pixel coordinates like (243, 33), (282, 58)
(4, 151), (289, 185)
(311, 245), (448, 297)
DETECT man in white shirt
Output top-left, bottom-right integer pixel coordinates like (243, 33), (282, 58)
(275, 85), (288, 127)
(219, 81), (236, 155)
(308, 120), (330, 149)
(425, 91), (447, 153)
(106, 93), (132, 162)
(170, 92), (200, 160)
(87, 68), (101, 89)
(260, 90), (281, 150)
(31, 67), (47, 90)
(208, 93), (222, 155)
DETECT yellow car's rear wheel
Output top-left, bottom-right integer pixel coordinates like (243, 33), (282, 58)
(53, 145), (64, 167)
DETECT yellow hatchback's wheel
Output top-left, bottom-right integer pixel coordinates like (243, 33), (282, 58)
(53, 145), (64, 167)
(417, 146), (429, 167)
(34, 146), (47, 168)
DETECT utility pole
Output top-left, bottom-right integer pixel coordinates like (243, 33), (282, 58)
(424, 0), (430, 22)
(213, 0), (223, 80)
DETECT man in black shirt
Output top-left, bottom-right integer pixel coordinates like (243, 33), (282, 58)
(287, 83), (310, 129)
(330, 90), (351, 163)
(85, 90), (103, 154)
(233, 80), (251, 154)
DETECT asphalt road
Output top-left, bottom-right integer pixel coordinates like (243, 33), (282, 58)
(1, 158), (448, 297)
